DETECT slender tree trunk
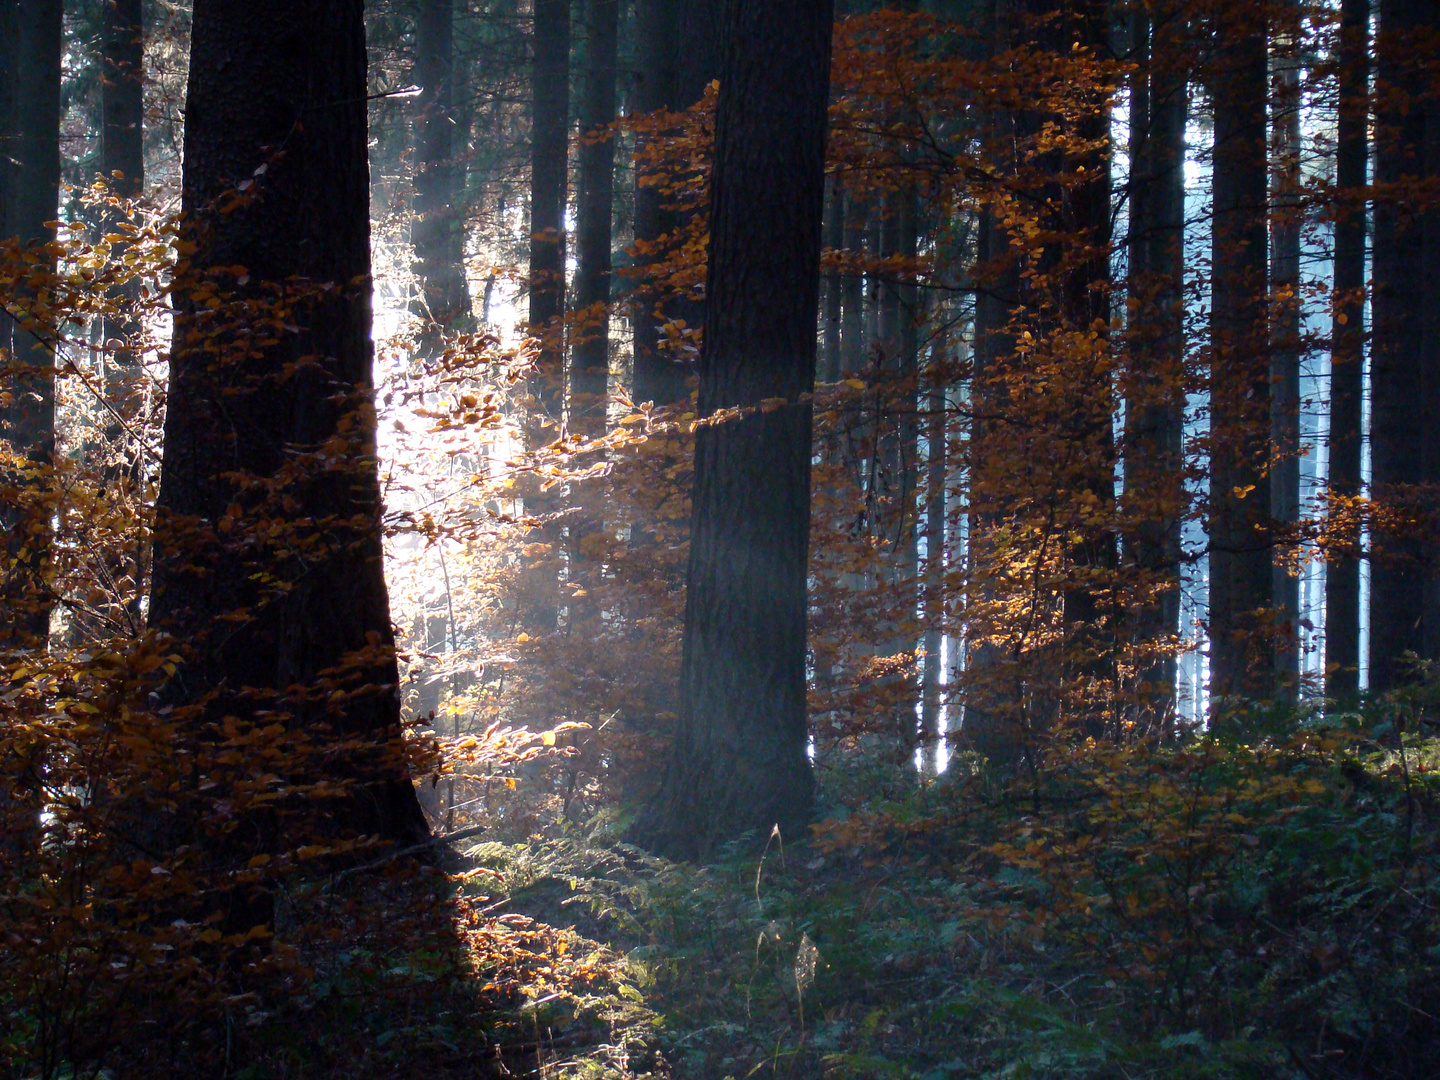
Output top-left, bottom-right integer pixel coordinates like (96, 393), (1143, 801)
(414, 0), (471, 337)
(920, 334), (946, 778)
(1325, 0), (1368, 705)
(571, 0), (619, 433)
(630, 0), (681, 405)
(1208, 1), (1273, 716)
(1123, 5), (1188, 730)
(1270, 1), (1302, 699)
(822, 176), (844, 382)
(633, 0), (834, 860)
(101, 0), (144, 197)
(0, 0), (62, 652)
(1370, 0), (1433, 693)
(529, 0), (570, 422)
(840, 194), (868, 375)
(149, 0), (429, 846)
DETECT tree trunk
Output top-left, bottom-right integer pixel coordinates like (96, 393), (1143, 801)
(0, 0), (62, 653)
(571, 0), (618, 433)
(630, 0), (722, 407)
(840, 194), (868, 375)
(1269, 0), (1302, 699)
(149, 0), (429, 846)
(1123, 5), (1188, 730)
(822, 175), (844, 382)
(1208, 1), (1273, 716)
(1370, 0), (1433, 693)
(633, 0), (834, 860)
(414, 0), (472, 337)
(101, 0), (144, 197)
(529, 0), (570, 422)
(1325, 0), (1368, 705)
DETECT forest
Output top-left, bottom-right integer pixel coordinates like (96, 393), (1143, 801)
(2, 0), (1440, 1076)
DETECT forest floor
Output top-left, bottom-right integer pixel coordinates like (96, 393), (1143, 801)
(453, 727), (1440, 1080)
(219, 728), (1440, 1080)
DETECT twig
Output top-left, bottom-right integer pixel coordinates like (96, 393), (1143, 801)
(327, 824), (488, 885)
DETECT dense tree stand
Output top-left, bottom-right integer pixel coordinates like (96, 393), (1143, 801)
(632, 0), (834, 861)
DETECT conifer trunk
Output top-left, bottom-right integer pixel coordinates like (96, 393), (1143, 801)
(529, 0), (571, 421)
(0, 0), (62, 652)
(571, 0), (619, 432)
(1325, 0), (1368, 704)
(634, 0), (834, 860)
(1270, 0), (1303, 698)
(414, 0), (471, 336)
(150, 0), (428, 846)
(1208, 1), (1273, 715)
(1370, 0), (1433, 693)
(1123, 5), (1187, 729)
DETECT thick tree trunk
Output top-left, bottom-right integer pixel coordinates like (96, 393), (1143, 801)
(0, 0), (62, 653)
(571, 0), (619, 432)
(149, 0), (428, 846)
(529, 0), (570, 421)
(1370, 0), (1434, 693)
(1269, 1), (1302, 699)
(1325, 0), (1368, 704)
(414, 0), (471, 336)
(634, 0), (834, 860)
(1123, 5), (1188, 730)
(1208, 1), (1273, 716)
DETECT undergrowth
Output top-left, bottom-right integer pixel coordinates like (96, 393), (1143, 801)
(470, 722), (1440, 1080)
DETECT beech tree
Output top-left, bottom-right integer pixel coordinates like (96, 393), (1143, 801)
(528, 0), (570, 420)
(634, 0), (834, 858)
(149, 0), (428, 845)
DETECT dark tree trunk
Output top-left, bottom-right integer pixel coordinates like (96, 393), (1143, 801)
(1269, 0), (1302, 699)
(634, 0), (834, 860)
(414, 0), (472, 336)
(630, 0), (722, 406)
(571, 0), (619, 432)
(149, 0), (428, 846)
(0, 0), (62, 652)
(529, 0), (570, 421)
(1325, 0), (1368, 704)
(822, 175), (844, 383)
(1208, 1), (1273, 716)
(101, 0), (144, 197)
(1123, 5), (1188, 729)
(840, 194), (868, 375)
(1370, 0), (1434, 693)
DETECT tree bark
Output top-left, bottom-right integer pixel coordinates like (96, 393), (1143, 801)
(149, 0), (428, 846)
(1370, 0), (1434, 693)
(634, 0), (834, 860)
(1325, 0), (1368, 705)
(414, 0), (472, 337)
(1270, 0), (1303, 699)
(571, 0), (619, 432)
(0, 0), (62, 653)
(101, 0), (145, 197)
(1123, 4), (1188, 730)
(529, 0), (570, 422)
(1208, 0), (1273, 716)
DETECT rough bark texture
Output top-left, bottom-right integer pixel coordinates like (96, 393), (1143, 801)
(1370, 0), (1435, 693)
(634, 0), (834, 860)
(0, 0), (62, 652)
(1207, 1), (1273, 716)
(414, 0), (472, 335)
(1123, 5), (1187, 728)
(528, 0), (570, 420)
(149, 0), (428, 845)
(1325, 0), (1368, 704)
(571, 0), (619, 431)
